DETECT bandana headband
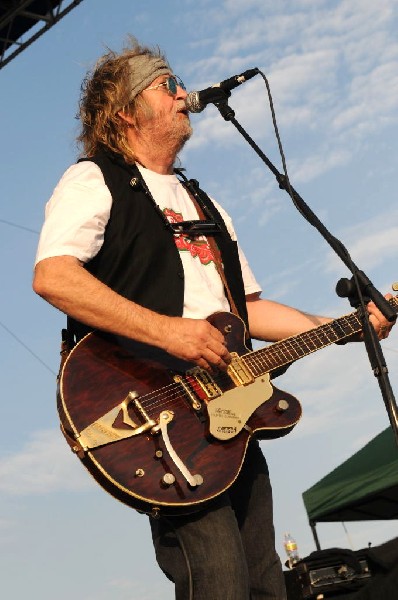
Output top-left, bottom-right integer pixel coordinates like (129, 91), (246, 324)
(121, 54), (171, 109)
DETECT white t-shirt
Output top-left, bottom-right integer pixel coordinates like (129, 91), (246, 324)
(35, 161), (261, 319)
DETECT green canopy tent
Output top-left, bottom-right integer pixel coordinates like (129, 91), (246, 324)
(302, 427), (398, 549)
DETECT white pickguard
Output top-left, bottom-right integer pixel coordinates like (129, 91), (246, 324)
(207, 374), (273, 440)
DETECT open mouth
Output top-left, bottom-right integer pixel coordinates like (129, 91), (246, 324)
(176, 102), (189, 116)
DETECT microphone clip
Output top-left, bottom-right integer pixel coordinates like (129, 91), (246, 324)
(186, 87), (230, 113)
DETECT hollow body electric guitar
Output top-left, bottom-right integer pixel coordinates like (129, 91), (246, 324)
(59, 298), (398, 516)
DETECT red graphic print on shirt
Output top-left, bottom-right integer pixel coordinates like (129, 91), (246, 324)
(163, 208), (215, 266)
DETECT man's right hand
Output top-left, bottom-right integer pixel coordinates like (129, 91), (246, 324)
(162, 317), (231, 372)
(33, 257), (231, 371)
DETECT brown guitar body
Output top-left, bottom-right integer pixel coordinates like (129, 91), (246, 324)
(58, 312), (302, 515)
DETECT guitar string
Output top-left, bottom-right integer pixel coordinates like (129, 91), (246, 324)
(123, 299), (398, 421)
(126, 369), (234, 418)
(243, 313), (359, 375)
(128, 315), (359, 417)
(245, 325), (351, 374)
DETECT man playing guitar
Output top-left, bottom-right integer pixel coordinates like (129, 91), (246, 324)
(33, 38), (394, 600)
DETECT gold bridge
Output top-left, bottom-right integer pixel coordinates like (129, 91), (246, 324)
(77, 391), (156, 450)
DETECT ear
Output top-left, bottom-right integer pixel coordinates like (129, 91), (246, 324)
(117, 111), (134, 126)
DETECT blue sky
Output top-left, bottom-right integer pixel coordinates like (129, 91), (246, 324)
(1, 1), (398, 598)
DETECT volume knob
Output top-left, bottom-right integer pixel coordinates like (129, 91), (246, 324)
(276, 399), (289, 412)
(161, 473), (175, 486)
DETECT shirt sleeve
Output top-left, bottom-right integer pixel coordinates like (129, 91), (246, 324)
(210, 198), (262, 297)
(35, 161), (112, 265)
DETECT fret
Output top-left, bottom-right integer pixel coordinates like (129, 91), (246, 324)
(246, 352), (265, 376)
(311, 327), (334, 347)
(283, 337), (306, 359)
(296, 334), (318, 353)
(275, 339), (299, 361)
(242, 296), (397, 378)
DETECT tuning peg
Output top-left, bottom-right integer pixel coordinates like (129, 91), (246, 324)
(392, 282), (398, 292)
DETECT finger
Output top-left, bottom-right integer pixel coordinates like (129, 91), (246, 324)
(216, 340), (231, 361)
(206, 339), (231, 364)
(367, 302), (387, 324)
(197, 357), (212, 371)
(200, 347), (229, 372)
(379, 325), (391, 339)
(368, 298), (395, 326)
(208, 330), (226, 348)
(367, 307), (391, 335)
(196, 355), (228, 373)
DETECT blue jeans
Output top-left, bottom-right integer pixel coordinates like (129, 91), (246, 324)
(150, 441), (286, 599)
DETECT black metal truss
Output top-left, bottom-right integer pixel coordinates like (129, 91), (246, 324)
(0, 0), (84, 70)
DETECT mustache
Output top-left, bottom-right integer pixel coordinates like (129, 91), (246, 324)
(175, 100), (189, 114)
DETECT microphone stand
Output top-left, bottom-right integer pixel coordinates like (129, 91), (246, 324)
(212, 95), (398, 445)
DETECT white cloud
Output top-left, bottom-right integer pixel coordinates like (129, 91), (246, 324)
(332, 60), (398, 135)
(325, 208), (398, 273)
(289, 146), (352, 183)
(0, 429), (93, 495)
(261, 257), (322, 301)
(277, 333), (383, 439)
(185, 0), (398, 190)
(347, 227), (398, 270)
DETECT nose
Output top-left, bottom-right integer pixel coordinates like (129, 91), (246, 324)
(176, 84), (187, 99)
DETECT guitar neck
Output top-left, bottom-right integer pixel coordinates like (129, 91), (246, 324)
(243, 297), (398, 377)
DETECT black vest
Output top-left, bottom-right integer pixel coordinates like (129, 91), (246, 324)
(68, 150), (250, 346)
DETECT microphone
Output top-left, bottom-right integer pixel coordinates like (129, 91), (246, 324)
(185, 68), (259, 113)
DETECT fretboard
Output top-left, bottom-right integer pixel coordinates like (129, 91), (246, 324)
(243, 296), (398, 377)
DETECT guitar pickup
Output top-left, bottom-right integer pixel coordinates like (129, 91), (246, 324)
(227, 353), (254, 386)
(186, 366), (221, 400)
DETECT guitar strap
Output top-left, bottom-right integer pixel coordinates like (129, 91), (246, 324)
(193, 198), (240, 319)
(177, 177), (241, 319)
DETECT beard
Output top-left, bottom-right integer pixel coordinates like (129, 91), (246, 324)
(134, 100), (193, 157)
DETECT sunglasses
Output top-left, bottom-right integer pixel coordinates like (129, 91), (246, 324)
(146, 75), (186, 96)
